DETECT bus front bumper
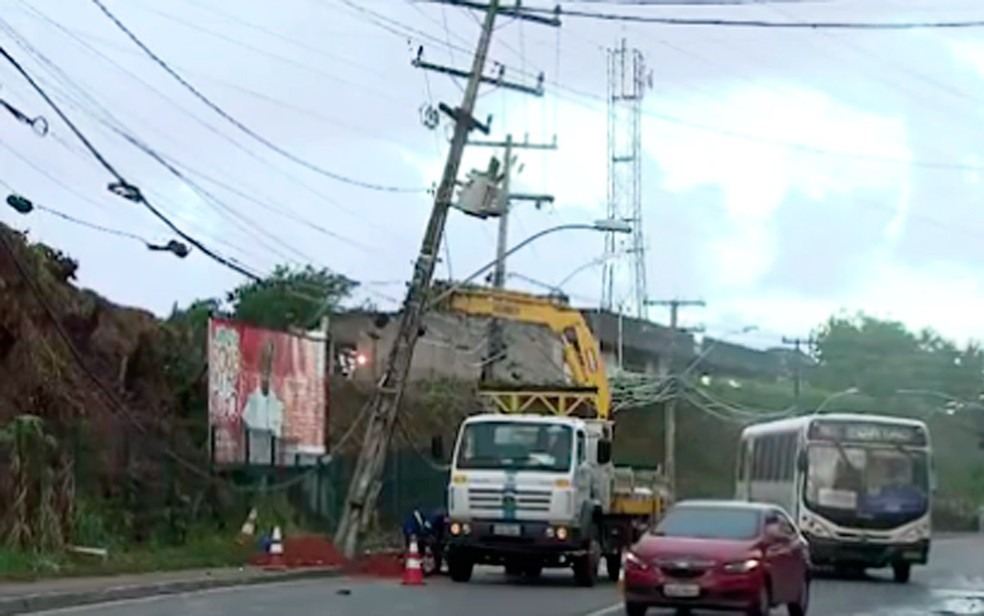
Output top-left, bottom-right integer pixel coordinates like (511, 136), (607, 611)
(804, 534), (929, 567)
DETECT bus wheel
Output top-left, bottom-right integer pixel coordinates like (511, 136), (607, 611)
(892, 562), (911, 584)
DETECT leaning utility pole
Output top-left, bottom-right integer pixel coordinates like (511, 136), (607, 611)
(781, 335), (814, 407)
(468, 133), (557, 382)
(646, 298), (705, 500)
(334, 0), (560, 559)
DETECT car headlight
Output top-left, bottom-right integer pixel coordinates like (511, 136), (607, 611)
(623, 551), (649, 570)
(722, 558), (761, 573)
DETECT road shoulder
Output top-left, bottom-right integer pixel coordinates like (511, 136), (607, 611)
(0, 566), (339, 616)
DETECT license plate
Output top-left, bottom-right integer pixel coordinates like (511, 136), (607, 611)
(663, 583), (700, 598)
(493, 524), (521, 537)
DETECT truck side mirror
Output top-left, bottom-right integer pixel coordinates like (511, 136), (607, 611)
(430, 435), (445, 461)
(597, 439), (613, 464)
(796, 450), (807, 473)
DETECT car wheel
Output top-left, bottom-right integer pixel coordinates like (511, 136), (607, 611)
(747, 583), (770, 616)
(893, 563), (911, 584)
(624, 601), (647, 616)
(788, 575), (810, 616)
(574, 537), (601, 587)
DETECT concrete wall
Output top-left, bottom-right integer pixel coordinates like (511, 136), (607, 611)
(329, 311), (565, 384)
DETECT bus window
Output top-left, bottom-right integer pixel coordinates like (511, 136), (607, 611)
(763, 436), (777, 481)
(752, 439), (765, 480)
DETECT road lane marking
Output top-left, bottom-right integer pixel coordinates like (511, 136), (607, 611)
(583, 603), (622, 616)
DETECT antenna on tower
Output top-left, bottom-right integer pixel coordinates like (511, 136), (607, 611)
(601, 38), (649, 319)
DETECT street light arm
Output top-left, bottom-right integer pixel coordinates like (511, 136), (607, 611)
(428, 222), (625, 308)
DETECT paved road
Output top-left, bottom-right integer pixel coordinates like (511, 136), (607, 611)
(32, 535), (984, 616)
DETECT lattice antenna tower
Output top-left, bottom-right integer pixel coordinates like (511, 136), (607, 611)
(601, 38), (651, 319)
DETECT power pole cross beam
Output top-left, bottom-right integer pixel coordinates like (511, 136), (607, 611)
(467, 133), (557, 382)
(644, 298), (705, 501)
(334, 0), (559, 559)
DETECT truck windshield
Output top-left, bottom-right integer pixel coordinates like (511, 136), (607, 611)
(455, 421), (573, 472)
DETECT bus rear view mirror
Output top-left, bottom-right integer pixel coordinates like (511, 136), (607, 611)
(796, 450), (808, 472)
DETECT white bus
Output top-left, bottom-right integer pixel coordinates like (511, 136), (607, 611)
(735, 413), (934, 583)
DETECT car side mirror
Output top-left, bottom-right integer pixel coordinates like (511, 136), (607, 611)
(796, 450), (808, 473)
(597, 439), (613, 464)
(430, 435), (445, 461)
(764, 523), (784, 542)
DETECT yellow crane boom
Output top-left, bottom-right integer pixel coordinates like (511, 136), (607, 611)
(432, 284), (611, 419)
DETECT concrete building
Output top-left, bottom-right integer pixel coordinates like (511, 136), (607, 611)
(328, 310), (565, 384)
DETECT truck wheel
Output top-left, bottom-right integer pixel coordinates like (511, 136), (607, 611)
(574, 538), (601, 587)
(892, 562), (911, 584)
(523, 564), (543, 579)
(448, 554), (474, 583)
(606, 554), (622, 582)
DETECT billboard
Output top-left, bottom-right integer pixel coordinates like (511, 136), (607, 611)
(207, 317), (327, 466)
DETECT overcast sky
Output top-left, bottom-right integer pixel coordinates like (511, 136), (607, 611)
(2, 0), (984, 349)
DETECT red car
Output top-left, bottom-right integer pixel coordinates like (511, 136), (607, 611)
(622, 500), (811, 616)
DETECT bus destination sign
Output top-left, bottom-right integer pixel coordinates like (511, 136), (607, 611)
(808, 420), (927, 447)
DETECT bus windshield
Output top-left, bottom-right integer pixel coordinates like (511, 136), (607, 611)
(455, 421), (574, 472)
(804, 443), (930, 515)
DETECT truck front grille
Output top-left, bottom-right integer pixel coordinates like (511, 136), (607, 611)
(468, 487), (552, 513)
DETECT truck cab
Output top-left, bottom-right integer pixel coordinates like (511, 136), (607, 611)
(444, 413), (615, 585)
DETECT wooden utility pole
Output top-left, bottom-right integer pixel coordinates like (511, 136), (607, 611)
(334, 0), (560, 559)
(645, 299), (705, 501)
(468, 134), (557, 382)
(781, 335), (814, 408)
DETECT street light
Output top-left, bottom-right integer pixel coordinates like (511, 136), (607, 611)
(813, 387), (860, 414)
(429, 220), (631, 307)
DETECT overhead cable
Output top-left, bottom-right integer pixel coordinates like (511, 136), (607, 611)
(89, 0), (429, 194)
(0, 43), (263, 281)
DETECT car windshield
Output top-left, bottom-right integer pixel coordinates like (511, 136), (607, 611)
(455, 421), (573, 472)
(653, 507), (761, 541)
(804, 443), (930, 514)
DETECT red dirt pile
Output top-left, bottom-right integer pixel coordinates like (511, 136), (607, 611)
(247, 532), (404, 577)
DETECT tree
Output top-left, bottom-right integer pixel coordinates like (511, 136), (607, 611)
(226, 265), (358, 331)
(812, 312), (984, 400)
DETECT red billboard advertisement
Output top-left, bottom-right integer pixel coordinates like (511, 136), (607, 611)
(207, 317), (327, 466)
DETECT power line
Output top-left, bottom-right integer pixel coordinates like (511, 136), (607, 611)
(0, 43), (264, 281)
(88, 0), (429, 195)
(346, 1), (984, 172)
(0, 178), (151, 245)
(518, 5), (984, 29)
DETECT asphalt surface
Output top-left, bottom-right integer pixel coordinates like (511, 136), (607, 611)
(28, 535), (984, 616)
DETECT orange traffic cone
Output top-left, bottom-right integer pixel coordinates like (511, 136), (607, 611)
(402, 535), (425, 586)
(266, 526), (286, 571)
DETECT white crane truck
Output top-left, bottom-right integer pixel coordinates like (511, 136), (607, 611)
(431, 286), (666, 586)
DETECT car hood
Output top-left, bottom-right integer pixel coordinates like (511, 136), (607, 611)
(633, 536), (758, 562)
